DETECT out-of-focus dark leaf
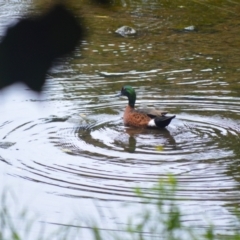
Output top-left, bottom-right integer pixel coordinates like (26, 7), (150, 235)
(0, 3), (85, 92)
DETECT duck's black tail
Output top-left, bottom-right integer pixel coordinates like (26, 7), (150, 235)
(154, 115), (175, 128)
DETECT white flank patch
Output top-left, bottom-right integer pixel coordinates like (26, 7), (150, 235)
(148, 119), (156, 127)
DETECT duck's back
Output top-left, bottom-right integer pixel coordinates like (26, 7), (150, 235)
(136, 107), (168, 118)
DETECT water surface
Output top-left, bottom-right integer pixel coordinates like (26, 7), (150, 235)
(0, 0), (240, 238)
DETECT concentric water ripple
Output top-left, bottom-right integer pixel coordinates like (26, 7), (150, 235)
(1, 93), (240, 206)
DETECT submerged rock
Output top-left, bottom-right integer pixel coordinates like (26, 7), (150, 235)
(184, 25), (197, 31)
(173, 25), (198, 33)
(115, 26), (137, 37)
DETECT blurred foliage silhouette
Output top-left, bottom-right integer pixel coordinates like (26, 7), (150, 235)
(0, 0), (111, 92)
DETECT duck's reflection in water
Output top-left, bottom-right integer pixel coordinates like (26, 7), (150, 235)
(122, 127), (176, 153)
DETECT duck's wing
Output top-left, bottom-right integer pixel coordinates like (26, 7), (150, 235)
(136, 107), (168, 118)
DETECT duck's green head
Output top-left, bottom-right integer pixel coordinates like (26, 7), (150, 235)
(118, 85), (136, 107)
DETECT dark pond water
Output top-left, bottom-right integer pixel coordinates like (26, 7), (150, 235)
(1, 0), (240, 239)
